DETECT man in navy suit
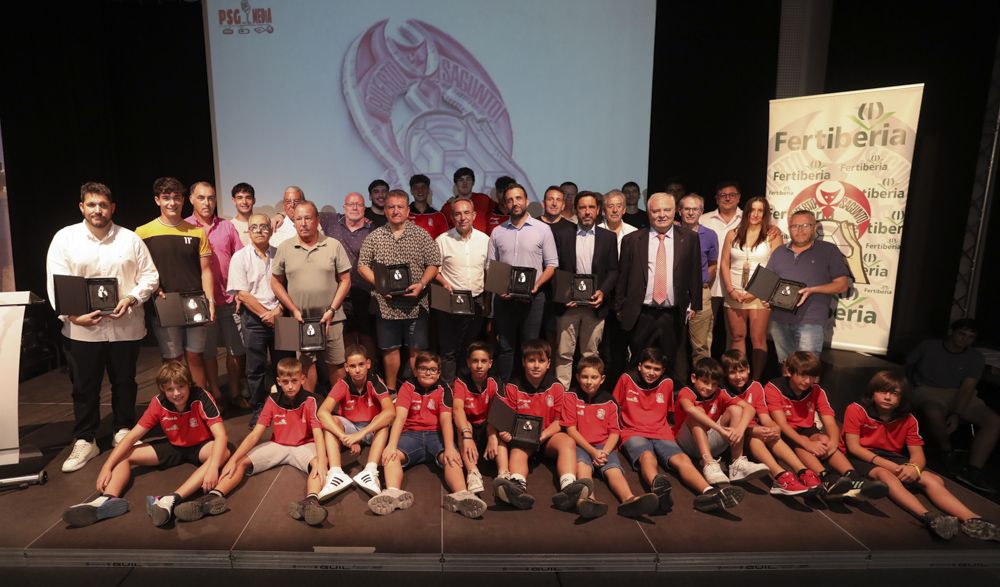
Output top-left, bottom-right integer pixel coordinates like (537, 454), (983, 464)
(551, 192), (619, 387)
(615, 193), (702, 377)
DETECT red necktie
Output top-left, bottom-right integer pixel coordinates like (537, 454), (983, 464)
(653, 233), (667, 304)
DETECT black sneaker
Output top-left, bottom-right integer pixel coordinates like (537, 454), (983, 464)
(956, 468), (998, 496)
(821, 474), (854, 501)
(552, 479), (593, 511)
(693, 485), (746, 512)
(617, 493), (659, 518)
(839, 473), (888, 500)
(576, 497), (608, 519)
(175, 493), (227, 522)
(494, 477), (535, 510)
(925, 512), (959, 540)
(650, 473), (673, 512)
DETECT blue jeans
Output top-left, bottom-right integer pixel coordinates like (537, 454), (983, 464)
(241, 308), (294, 413)
(493, 291), (546, 380)
(769, 321), (825, 362)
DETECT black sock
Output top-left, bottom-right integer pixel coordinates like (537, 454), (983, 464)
(209, 489), (224, 497)
(919, 511), (935, 525)
(305, 493), (320, 503)
(796, 469), (808, 477)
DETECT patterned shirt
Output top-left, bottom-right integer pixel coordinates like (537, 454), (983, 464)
(358, 221), (442, 319)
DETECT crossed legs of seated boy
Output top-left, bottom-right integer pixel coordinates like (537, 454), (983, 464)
(369, 430), (487, 518)
(494, 433), (593, 511)
(677, 405), (769, 486)
(62, 439), (229, 528)
(745, 426), (816, 496)
(320, 418), (389, 500)
(790, 428), (886, 501)
(622, 436), (745, 513)
(179, 442), (329, 526)
(574, 448), (659, 518)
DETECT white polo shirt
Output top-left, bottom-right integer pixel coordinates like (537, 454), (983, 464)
(700, 209), (742, 297)
(436, 227), (490, 297)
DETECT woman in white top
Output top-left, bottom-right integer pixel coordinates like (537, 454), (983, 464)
(719, 196), (783, 381)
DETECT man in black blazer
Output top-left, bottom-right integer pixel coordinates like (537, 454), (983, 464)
(614, 192), (702, 377)
(551, 193), (619, 387)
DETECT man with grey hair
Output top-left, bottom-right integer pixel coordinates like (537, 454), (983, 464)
(598, 189), (637, 380)
(598, 190), (638, 253)
(270, 186), (313, 248)
(678, 193), (718, 369)
(325, 192), (377, 359)
(272, 200), (352, 390)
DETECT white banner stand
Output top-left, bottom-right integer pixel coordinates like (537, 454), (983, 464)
(0, 291), (43, 466)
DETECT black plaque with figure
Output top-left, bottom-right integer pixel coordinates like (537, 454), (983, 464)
(53, 274), (120, 316)
(299, 320), (326, 352)
(86, 278), (119, 314)
(572, 274), (595, 303)
(374, 262), (412, 295)
(181, 292), (211, 324)
(508, 266), (536, 300)
(487, 398), (543, 449)
(430, 284), (476, 315)
(746, 265), (806, 313)
(154, 290), (211, 327)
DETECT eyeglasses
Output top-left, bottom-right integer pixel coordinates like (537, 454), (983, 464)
(717, 192), (740, 199)
(681, 207), (702, 213)
(417, 366), (440, 374)
(248, 224), (272, 234)
(343, 202), (365, 208)
(284, 199), (303, 207)
(789, 223), (815, 231)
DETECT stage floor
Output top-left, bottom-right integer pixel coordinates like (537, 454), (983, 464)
(2, 348), (999, 572)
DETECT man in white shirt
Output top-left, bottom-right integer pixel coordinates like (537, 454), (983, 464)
(699, 181), (743, 354)
(270, 186), (309, 248)
(227, 213), (292, 420)
(597, 189), (636, 381)
(434, 198), (490, 382)
(46, 182), (159, 473)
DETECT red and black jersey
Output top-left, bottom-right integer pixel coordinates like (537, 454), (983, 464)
(764, 376), (835, 430)
(725, 380), (768, 426)
(839, 402), (923, 455)
(674, 386), (740, 433)
(496, 372), (564, 429)
(451, 373), (499, 426)
(257, 390), (322, 446)
(485, 212), (509, 236)
(410, 211), (450, 240)
(562, 389), (621, 447)
(612, 371), (676, 441)
(327, 373), (390, 423)
(442, 193), (495, 234)
(138, 387), (221, 447)
(396, 379), (453, 432)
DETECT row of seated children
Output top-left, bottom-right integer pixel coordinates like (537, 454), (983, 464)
(61, 342), (1000, 540)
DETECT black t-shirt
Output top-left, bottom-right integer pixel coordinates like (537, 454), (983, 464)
(622, 211), (648, 229)
(365, 207), (388, 229)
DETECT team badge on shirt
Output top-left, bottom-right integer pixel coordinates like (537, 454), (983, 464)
(427, 399), (436, 411)
(597, 408), (606, 420)
(546, 395), (554, 407)
(656, 393), (665, 404)
(188, 417), (199, 428)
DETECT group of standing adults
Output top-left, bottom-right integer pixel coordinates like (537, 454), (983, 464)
(46, 172), (854, 476)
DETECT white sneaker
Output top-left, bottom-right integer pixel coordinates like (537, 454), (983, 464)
(466, 470), (485, 494)
(729, 456), (770, 483)
(702, 458), (730, 485)
(317, 470), (354, 502)
(112, 428), (129, 448)
(367, 487), (414, 515)
(445, 490), (487, 518)
(353, 468), (382, 496)
(62, 439), (99, 473)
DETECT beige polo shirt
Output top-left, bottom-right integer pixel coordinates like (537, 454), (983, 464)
(273, 234), (351, 321)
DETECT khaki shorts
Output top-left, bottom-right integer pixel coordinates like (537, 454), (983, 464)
(299, 321), (345, 366)
(246, 440), (317, 474)
(910, 385), (988, 420)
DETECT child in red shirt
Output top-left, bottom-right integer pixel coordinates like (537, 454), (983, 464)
(721, 350), (812, 496)
(564, 356), (658, 518)
(373, 351), (487, 518)
(451, 342), (506, 495)
(765, 351), (887, 501)
(675, 357), (770, 485)
(492, 339), (591, 511)
(615, 348), (744, 513)
(841, 370), (999, 541)
(317, 344), (395, 500)
(62, 361), (230, 528)
(189, 358), (329, 526)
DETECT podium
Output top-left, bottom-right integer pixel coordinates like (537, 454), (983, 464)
(0, 291), (44, 466)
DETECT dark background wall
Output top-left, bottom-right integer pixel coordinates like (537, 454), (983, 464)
(2, 0), (998, 361)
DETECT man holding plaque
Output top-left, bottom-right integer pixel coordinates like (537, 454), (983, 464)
(765, 209), (850, 361)
(47, 182), (159, 472)
(551, 192), (619, 388)
(358, 190), (442, 391)
(487, 183), (558, 380)
(615, 193), (702, 378)
(434, 198), (490, 382)
(136, 177), (215, 391)
(272, 201), (352, 392)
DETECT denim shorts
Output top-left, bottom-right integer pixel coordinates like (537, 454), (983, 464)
(397, 430), (445, 468)
(376, 316), (429, 350)
(621, 435), (684, 470)
(575, 445), (623, 475)
(337, 417), (374, 446)
(152, 319), (207, 358)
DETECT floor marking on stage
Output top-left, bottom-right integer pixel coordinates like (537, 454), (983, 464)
(230, 466), (285, 551)
(313, 546), (377, 553)
(635, 519), (658, 554)
(815, 509), (870, 551)
(24, 517), (64, 551)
